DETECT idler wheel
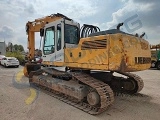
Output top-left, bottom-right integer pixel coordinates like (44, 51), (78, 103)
(87, 92), (100, 106)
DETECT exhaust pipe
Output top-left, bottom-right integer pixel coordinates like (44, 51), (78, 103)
(117, 23), (124, 30)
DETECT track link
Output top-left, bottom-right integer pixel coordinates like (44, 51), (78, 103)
(29, 68), (114, 115)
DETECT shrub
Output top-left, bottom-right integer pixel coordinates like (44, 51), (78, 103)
(6, 51), (24, 65)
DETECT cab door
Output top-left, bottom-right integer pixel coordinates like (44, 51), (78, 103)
(42, 19), (64, 64)
(55, 22), (64, 62)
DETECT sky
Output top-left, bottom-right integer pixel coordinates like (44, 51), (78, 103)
(0, 0), (160, 50)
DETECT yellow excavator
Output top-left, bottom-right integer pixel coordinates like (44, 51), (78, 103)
(24, 13), (151, 114)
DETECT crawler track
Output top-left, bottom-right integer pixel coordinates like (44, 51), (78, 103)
(118, 72), (144, 93)
(29, 68), (114, 115)
(110, 71), (144, 94)
(29, 68), (144, 114)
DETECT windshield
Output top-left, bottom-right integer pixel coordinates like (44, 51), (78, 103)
(64, 24), (79, 44)
(8, 58), (17, 61)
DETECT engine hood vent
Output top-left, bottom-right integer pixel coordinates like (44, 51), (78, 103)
(81, 39), (107, 50)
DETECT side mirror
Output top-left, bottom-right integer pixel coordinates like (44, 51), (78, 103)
(40, 28), (44, 37)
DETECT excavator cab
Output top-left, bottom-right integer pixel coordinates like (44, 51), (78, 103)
(41, 18), (80, 65)
(23, 16), (80, 76)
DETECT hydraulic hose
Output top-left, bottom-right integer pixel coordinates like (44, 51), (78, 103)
(80, 24), (100, 38)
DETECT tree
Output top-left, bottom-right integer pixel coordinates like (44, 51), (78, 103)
(18, 45), (24, 51)
(6, 42), (24, 52)
(14, 44), (18, 51)
(13, 44), (24, 52)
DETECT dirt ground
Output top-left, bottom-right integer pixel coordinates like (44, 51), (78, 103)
(0, 65), (160, 120)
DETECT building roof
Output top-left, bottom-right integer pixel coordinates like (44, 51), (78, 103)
(0, 40), (5, 43)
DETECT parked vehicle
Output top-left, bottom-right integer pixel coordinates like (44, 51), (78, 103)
(150, 44), (160, 70)
(1, 57), (19, 67)
(0, 55), (5, 64)
(35, 56), (42, 64)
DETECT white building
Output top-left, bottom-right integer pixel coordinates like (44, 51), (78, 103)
(0, 41), (6, 55)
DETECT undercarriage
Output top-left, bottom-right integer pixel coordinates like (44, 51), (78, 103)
(29, 67), (144, 115)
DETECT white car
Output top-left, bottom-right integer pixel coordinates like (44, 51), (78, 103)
(1, 57), (19, 67)
(0, 55), (5, 64)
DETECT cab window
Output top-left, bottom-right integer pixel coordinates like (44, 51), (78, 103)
(43, 27), (55, 55)
(57, 24), (61, 51)
(64, 24), (79, 44)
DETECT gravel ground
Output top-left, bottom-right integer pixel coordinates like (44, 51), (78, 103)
(0, 65), (160, 120)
